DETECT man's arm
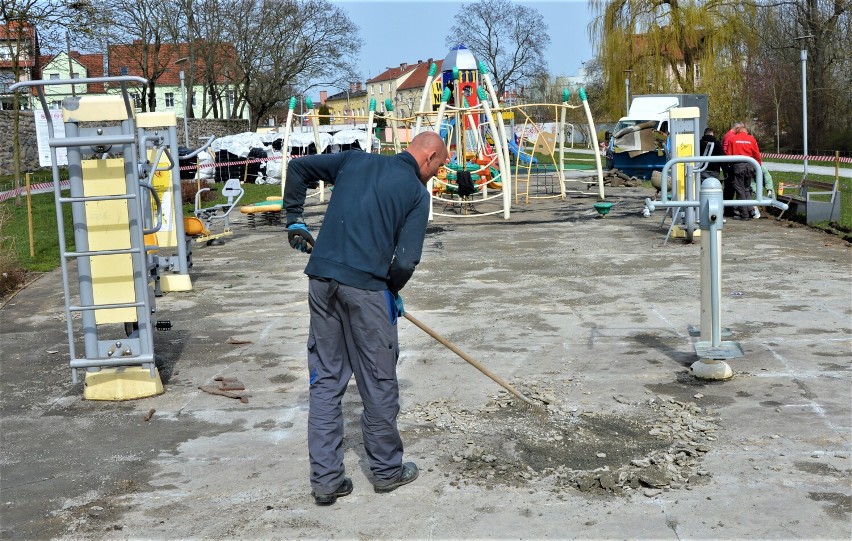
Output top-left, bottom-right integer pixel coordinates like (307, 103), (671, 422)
(387, 196), (430, 294)
(284, 152), (349, 224)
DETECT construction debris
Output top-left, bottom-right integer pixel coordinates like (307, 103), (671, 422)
(199, 376), (249, 403)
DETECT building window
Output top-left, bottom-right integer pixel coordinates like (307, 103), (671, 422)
(71, 72), (79, 79)
(50, 73), (59, 80)
(379, 83), (384, 94)
(370, 86), (374, 95)
(165, 92), (174, 107)
(120, 66), (129, 75)
(131, 92), (141, 109)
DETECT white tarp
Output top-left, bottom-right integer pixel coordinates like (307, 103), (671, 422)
(210, 132), (266, 158)
(288, 131), (332, 154)
(331, 129), (368, 148)
(261, 151), (283, 184)
(198, 150), (215, 180)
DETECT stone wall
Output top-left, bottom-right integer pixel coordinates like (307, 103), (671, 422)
(0, 111), (249, 176)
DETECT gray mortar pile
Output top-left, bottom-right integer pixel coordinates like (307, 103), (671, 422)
(401, 386), (720, 498)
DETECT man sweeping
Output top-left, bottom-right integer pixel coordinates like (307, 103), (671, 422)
(283, 131), (449, 505)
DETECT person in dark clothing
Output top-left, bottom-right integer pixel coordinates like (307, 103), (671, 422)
(699, 128), (724, 181)
(721, 121), (744, 216)
(284, 131), (449, 506)
(728, 126), (762, 220)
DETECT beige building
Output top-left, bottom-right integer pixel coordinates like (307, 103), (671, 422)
(366, 63), (420, 114)
(324, 82), (368, 126)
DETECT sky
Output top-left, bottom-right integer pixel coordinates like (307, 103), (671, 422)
(319, 0), (596, 94)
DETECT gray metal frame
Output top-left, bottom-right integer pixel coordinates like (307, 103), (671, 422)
(646, 155), (789, 361)
(10, 76), (162, 383)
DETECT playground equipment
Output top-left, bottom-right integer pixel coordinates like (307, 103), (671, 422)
(192, 177), (245, 245)
(270, 45), (605, 222)
(11, 76), (181, 399)
(645, 148), (788, 380)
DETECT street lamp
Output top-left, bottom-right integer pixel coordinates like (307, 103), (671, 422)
(794, 35), (813, 177)
(623, 69), (633, 115)
(174, 57), (189, 146)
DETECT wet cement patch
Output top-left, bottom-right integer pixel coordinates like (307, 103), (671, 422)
(807, 492), (852, 521)
(402, 388), (719, 497)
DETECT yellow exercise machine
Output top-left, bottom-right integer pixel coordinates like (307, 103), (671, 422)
(11, 76), (176, 400)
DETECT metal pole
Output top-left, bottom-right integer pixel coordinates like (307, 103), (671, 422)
(625, 77), (630, 115)
(225, 71), (231, 121)
(801, 47), (808, 176)
(179, 70), (189, 146)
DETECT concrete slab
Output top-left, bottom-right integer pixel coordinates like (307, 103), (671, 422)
(1, 185), (849, 539)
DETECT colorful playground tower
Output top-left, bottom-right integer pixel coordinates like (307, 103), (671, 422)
(442, 44), (479, 129)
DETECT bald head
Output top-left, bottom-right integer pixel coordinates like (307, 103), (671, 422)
(407, 131), (449, 184)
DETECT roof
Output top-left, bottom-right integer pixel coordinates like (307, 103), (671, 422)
(397, 59), (443, 91)
(327, 89), (367, 101)
(107, 42), (235, 85)
(366, 62), (419, 84)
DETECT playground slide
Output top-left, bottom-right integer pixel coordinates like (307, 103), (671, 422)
(506, 139), (538, 165)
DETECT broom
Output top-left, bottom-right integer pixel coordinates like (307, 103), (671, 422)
(403, 312), (546, 413)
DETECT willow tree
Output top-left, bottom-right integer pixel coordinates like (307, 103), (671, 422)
(589, 0), (757, 129)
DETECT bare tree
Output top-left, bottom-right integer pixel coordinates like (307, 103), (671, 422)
(91, 0), (176, 112)
(2, 0), (95, 205)
(738, 1), (848, 152)
(224, 0), (360, 130)
(445, 0), (550, 97)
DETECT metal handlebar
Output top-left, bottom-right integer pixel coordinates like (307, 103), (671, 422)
(647, 155), (788, 212)
(9, 76), (148, 91)
(179, 136), (216, 159)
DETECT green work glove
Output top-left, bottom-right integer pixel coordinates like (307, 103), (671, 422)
(394, 293), (405, 317)
(287, 222), (315, 253)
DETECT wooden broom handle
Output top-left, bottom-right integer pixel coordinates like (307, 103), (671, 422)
(403, 312), (538, 407)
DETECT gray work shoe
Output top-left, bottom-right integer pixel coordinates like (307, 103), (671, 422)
(312, 477), (353, 506)
(373, 462), (419, 493)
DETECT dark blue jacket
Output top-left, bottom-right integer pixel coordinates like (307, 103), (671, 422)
(700, 134), (724, 173)
(284, 150), (430, 293)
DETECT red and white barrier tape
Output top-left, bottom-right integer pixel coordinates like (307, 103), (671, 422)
(762, 153), (852, 164)
(0, 180), (70, 203)
(179, 154), (300, 171)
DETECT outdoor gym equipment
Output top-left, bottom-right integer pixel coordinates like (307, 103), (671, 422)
(10, 76), (176, 399)
(656, 107), (703, 243)
(137, 122), (214, 293)
(193, 177), (245, 245)
(645, 153), (788, 380)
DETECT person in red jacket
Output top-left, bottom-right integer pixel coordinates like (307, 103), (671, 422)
(720, 121), (744, 214)
(728, 126), (762, 220)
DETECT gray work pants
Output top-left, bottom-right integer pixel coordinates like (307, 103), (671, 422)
(732, 163), (756, 218)
(306, 278), (403, 494)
